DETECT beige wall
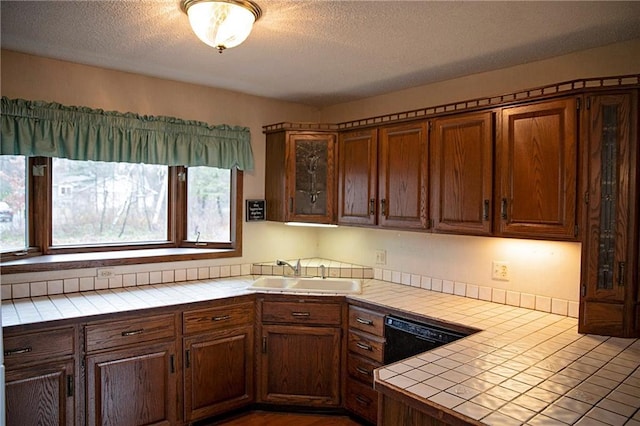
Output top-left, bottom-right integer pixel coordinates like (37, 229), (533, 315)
(0, 49), (323, 273)
(2, 39), (640, 303)
(316, 38), (640, 303)
(320, 39), (640, 123)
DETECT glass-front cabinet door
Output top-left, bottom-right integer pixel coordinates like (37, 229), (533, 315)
(580, 92), (638, 337)
(286, 133), (336, 223)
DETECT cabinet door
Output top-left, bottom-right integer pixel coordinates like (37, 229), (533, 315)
(378, 121), (429, 229)
(183, 326), (254, 422)
(580, 93), (637, 336)
(338, 129), (378, 225)
(86, 341), (178, 426)
(431, 112), (493, 235)
(5, 360), (75, 426)
(287, 133), (336, 223)
(259, 324), (341, 406)
(497, 98), (578, 239)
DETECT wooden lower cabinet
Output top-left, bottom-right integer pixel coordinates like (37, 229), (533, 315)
(345, 377), (378, 422)
(257, 295), (344, 407)
(182, 301), (255, 423)
(5, 359), (76, 426)
(380, 394), (449, 426)
(85, 340), (178, 426)
(259, 324), (342, 406)
(345, 305), (386, 424)
(84, 313), (179, 426)
(4, 326), (77, 426)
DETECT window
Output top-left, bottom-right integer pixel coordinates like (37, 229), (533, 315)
(0, 156), (242, 272)
(0, 155), (27, 252)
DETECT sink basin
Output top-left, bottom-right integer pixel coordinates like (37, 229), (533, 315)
(290, 277), (361, 293)
(250, 276), (296, 289)
(249, 276), (361, 294)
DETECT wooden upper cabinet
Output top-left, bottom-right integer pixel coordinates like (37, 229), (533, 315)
(496, 98), (578, 239)
(378, 121), (429, 230)
(338, 129), (378, 226)
(431, 112), (494, 235)
(580, 92), (638, 337)
(265, 131), (337, 224)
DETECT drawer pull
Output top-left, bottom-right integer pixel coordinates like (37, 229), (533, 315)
(355, 317), (373, 326)
(356, 342), (372, 351)
(356, 366), (371, 376)
(291, 312), (310, 317)
(355, 395), (372, 406)
(212, 315), (231, 321)
(4, 347), (32, 356)
(121, 329), (144, 337)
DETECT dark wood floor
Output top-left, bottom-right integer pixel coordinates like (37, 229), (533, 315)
(214, 411), (365, 425)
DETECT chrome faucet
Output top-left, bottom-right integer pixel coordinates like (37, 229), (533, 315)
(319, 264), (326, 279)
(277, 259), (301, 276)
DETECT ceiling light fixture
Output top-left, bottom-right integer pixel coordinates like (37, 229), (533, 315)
(181, 0), (262, 53)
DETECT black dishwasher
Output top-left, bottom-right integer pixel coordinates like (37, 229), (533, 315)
(384, 315), (468, 364)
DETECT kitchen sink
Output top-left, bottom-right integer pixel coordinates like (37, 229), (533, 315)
(249, 276), (362, 294)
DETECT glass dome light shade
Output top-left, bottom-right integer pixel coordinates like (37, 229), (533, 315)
(184, 1), (260, 51)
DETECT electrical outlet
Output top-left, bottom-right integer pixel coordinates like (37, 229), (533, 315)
(97, 268), (116, 279)
(375, 249), (387, 265)
(491, 261), (510, 281)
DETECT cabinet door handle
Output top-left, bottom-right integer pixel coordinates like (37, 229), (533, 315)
(262, 336), (267, 353)
(356, 342), (372, 351)
(618, 262), (626, 287)
(170, 355), (175, 374)
(380, 199), (387, 216)
(369, 199), (376, 216)
(4, 346), (32, 356)
(185, 350), (191, 368)
(212, 315), (231, 321)
(355, 317), (373, 326)
(289, 197), (293, 213)
(356, 366), (371, 376)
(66, 375), (74, 397)
(500, 198), (508, 220)
(483, 199), (490, 221)
(121, 328), (144, 337)
(355, 395), (372, 406)
(291, 312), (310, 317)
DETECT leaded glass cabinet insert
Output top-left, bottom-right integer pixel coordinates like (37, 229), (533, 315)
(293, 138), (329, 216)
(580, 92), (637, 337)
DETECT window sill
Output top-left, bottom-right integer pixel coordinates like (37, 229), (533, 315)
(0, 247), (241, 274)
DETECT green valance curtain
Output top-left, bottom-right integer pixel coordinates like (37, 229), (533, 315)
(0, 97), (254, 170)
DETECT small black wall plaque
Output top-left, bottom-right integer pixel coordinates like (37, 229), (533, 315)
(246, 199), (266, 222)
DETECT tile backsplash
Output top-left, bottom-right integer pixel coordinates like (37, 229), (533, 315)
(1, 257), (578, 318)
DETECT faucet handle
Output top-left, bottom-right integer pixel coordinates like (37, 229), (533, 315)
(295, 259), (301, 275)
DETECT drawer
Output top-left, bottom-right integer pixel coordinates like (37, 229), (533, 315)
(85, 313), (176, 352)
(183, 301), (254, 335)
(348, 352), (382, 386)
(3, 327), (74, 368)
(349, 305), (385, 336)
(346, 377), (378, 424)
(262, 300), (342, 326)
(348, 329), (385, 363)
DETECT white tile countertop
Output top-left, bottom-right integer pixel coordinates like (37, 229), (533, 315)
(2, 277), (639, 425)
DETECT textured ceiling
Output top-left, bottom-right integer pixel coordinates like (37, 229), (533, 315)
(2, 1), (640, 107)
